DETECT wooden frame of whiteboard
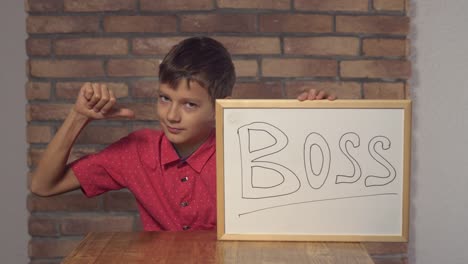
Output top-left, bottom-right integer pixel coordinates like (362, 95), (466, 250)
(215, 99), (411, 242)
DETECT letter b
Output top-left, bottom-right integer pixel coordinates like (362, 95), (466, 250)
(237, 122), (300, 199)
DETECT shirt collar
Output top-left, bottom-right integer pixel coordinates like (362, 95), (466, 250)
(160, 129), (216, 173)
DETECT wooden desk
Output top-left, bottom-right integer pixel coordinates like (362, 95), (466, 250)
(63, 231), (375, 264)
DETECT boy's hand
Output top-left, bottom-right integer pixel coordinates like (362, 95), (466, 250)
(297, 89), (337, 101)
(73, 83), (135, 120)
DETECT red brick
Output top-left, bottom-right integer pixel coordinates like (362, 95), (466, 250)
(103, 191), (138, 211)
(181, 14), (256, 33)
(27, 125), (52, 143)
(26, 0), (63, 12)
(28, 148), (97, 167)
(29, 60), (105, 78)
(28, 149), (42, 167)
(26, 81), (51, 100)
(337, 16), (409, 35)
(262, 58), (337, 77)
(107, 59), (159, 77)
(284, 37), (359, 56)
(27, 171), (32, 188)
(60, 215), (134, 235)
(372, 257), (408, 264)
(134, 218), (144, 231)
(132, 37), (185, 55)
(363, 82), (405, 99)
(405, 82), (411, 98)
(104, 16), (177, 33)
(234, 60), (258, 77)
(64, 0), (137, 12)
(27, 103), (144, 122)
(363, 38), (407, 57)
(374, 0), (406, 11)
(363, 242), (407, 255)
(127, 103), (158, 120)
(69, 148), (101, 163)
(341, 60), (410, 79)
(29, 216), (59, 236)
(131, 80), (159, 98)
(232, 82), (283, 99)
(132, 36), (281, 56)
(295, 0), (368, 11)
(30, 259), (61, 264)
(29, 148), (98, 168)
(215, 37), (280, 55)
(56, 82), (129, 99)
(27, 16), (100, 34)
(76, 126), (129, 144)
(27, 193), (100, 212)
(218, 0), (290, 9)
(141, 0), (213, 11)
(26, 38), (51, 56)
(364, 82), (405, 99)
(27, 103), (72, 121)
(29, 239), (81, 258)
(55, 38), (128, 55)
(285, 81), (361, 99)
(260, 14), (333, 33)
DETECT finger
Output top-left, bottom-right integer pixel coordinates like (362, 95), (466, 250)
(93, 84), (110, 112)
(307, 89), (317, 100)
(100, 90), (116, 115)
(328, 94), (337, 101)
(81, 82), (94, 101)
(88, 83), (102, 110)
(316, 90), (326, 100)
(297, 91), (308, 101)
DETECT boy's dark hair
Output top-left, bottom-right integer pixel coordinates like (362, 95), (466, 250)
(159, 36), (236, 101)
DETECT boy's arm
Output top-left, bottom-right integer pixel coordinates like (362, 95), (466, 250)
(30, 83), (134, 197)
(30, 110), (88, 196)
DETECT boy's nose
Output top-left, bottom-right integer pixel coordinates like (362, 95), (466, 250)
(167, 105), (181, 123)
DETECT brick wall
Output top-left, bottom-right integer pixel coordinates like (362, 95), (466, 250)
(26, 0), (410, 263)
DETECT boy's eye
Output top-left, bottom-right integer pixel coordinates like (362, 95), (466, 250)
(185, 102), (198, 109)
(159, 95), (170, 102)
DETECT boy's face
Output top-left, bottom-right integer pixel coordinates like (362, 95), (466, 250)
(156, 79), (215, 157)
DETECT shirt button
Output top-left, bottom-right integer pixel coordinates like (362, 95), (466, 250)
(182, 225), (190, 230)
(180, 201), (189, 207)
(181, 176), (189, 182)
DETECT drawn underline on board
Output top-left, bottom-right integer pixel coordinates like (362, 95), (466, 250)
(238, 193), (398, 217)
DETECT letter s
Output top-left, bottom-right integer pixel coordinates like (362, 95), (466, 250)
(365, 136), (397, 187)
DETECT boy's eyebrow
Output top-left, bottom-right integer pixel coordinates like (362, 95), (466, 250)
(156, 90), (170, 98)
(180, 96), (202, 104)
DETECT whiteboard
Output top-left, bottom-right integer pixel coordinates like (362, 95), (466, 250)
(215, 100), (411, 242)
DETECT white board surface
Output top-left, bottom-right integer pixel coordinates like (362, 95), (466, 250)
(216, 100), (411, 242)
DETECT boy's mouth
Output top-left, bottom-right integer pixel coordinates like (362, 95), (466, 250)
(166, 125), (184, 134)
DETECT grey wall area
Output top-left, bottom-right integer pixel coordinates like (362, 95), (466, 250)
(411, 0), (468, 263)
(0, 0), (28, 263)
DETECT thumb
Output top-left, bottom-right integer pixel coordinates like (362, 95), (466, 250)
(106, 108), (135, 119)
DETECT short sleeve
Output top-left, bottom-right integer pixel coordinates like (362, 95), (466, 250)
(70, 134), (134, 197)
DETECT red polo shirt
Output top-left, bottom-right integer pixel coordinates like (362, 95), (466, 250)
(70, 129), (217, 231)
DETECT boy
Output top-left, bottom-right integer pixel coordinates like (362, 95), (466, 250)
(31, 37), (335, 231)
